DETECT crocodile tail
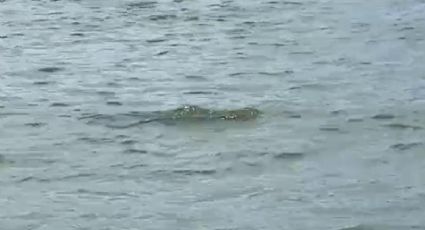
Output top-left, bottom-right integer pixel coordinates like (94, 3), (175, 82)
(105, 119), (155, 129)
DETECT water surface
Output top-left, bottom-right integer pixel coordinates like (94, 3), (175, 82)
(1, 0), (425, 229)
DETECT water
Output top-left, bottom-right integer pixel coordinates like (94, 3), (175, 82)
(1, 0), (425, 229)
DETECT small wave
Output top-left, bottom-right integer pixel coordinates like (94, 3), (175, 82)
(371, 114), (395, 120)
(390, 142), (423, 151)
(50, 102), (70, 107)
(24, 122), (47, 128)
(146, 38), (167, 43)
(273, 152), (304, 160)
(16, 173), (96, 183)
(0, 112), (29, 117)
(77, 136), (116, 144)
(63, 188), (140, 198)
(152, 168), (217, 177)
(383, 123), (422, 130)
(33, 81), (54, 85)
(123, 149), (148, 154)
(106, 101), (123, 106)
(37, 67), (64, 73)
(127, 1), (157, 9)
(183, 91), (217, 95)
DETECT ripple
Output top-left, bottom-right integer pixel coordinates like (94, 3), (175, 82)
(228, 72), (246, 77)
(185, 75), (208, 81)
(115, 134), (130, 139)
(10, 32), (24, 37)
(273, 152), (304, 160)
(146, 38), (167, 43)
(338, 225), (370, 230)
(347, 117), (364, 122)
(37, 67), (64, 73)
(148, 14), (177, 21)
(330, 110), (347, 116)
(127, 1), (157, 9)
(96, 91), (116, 96)
(257, 71), (287, 76)
(70, 32), (85, 37)
(172, 169), (216, 176)
(78, 113), (104, 120)
(319, 126), (341, 132)
(17, 173), (96, 183)
(390, 142), (423, 151)
(371, 114), (395, 120)
(72, 189), (139, 198)
(123, 149), (148, 154)
(77, 136), (116, 144)
(24, 122), (47, 128)
(152, 168), (217, 176)
(50, 102), (70, 107)
(33, 81), (54, 85)
(125, 163), (147, 169)
(289, 51), (315, 55)
(0, 112), (29, 117)
(106, 82), (121, 87)
(106, 101), (123, 106)
(397, 26), (415, 32)
(155, 51), (168, 56)
(383, 123), (422, 130)
(184, 16), (199, 21)
(183, 91), (217, 95)
(288, 114), (302, 118)
(120, 139), (137, 145)
(281, 1), (303, 5)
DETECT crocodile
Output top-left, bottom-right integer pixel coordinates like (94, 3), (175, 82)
(162, 105), (261, 121)
(84, 105), (262, 129)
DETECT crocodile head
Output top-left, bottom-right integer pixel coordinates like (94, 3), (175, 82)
(169, 105), (212, 120)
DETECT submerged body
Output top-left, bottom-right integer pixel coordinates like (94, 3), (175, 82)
(162, 105), (261, 121)
(0, 155), (11, 170)
(106, 105), (262, 128)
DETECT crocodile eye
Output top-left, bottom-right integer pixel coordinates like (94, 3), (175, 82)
(226, 115), (236, 120)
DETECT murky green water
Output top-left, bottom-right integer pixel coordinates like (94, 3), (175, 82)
(1, 0), (425, 229)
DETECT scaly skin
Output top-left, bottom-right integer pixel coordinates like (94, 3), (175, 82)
(216, 107), (262, 120)
(162, 105), (261, 121)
